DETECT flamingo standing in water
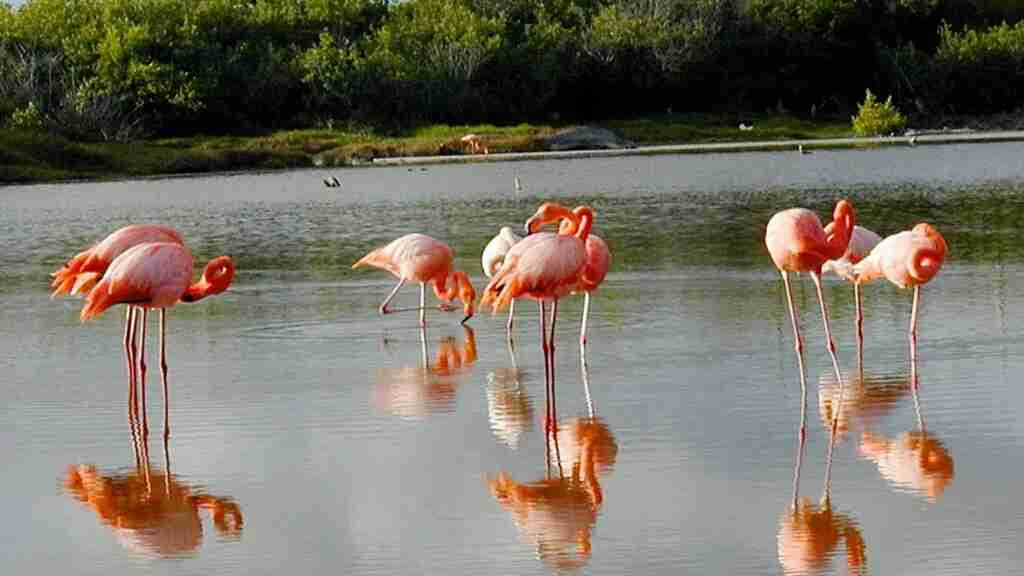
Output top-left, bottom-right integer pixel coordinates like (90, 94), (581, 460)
(822, 225), (882, 352)
(352, 233), (476, 327)
(851, 223), (947, 378)
(482, 203), (593, 427)
(546, 207), (611, 355)
(52, 225), (185, 410)
(482, 226), (523, 335)
(765, 200), (856, 429)
(80, 242), (235, 438)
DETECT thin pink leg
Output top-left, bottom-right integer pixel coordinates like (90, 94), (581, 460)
(810, 272), (845, 388)
(781, 272), (809, 437)
(854, 282), (864, 364)
(139, 309), (149, 437)
(910, 285), (920, 389)
(419, 282), (426, 328)
(506, 299), (515, 338)
(124, 306), (137, 418)
(549, 299), (559, 433)
(580, 291), (591, 352)
(160, 309), (170, 440)
(378, 278), (406, 316)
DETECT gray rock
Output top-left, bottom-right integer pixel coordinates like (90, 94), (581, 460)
(541, 126), (634, 151)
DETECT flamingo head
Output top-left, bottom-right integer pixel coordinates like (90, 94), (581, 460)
(452, 271), (476, 324)
(823, 199), (856, 260)
(525, 202), (575, 235)
(909, 223), (947, 283)
(182, 256), (236, 302)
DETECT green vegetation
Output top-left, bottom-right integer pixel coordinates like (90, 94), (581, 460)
(851, 90), (907, 136)
(1, 0), (1024, 184)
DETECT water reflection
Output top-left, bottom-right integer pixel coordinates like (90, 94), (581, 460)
(488, 368), (617, 572)
(62, 433), (242, 558)
(782, 372), (866, 575)
(818, 371), (912, 442)
(858, 383), (955, 503)
(372, 326), (477, 419)
(486, 338), (534, 449)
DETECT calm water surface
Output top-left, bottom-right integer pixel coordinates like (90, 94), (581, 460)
(3, 144), (1024, 574)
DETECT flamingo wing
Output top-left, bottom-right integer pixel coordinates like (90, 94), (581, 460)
(81, 243), (194, 320)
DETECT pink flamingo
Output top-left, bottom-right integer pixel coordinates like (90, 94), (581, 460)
(555, 209), (610, 353)
(482, 226), (523, 335)
(352, 233), (477, 327)
(851, 223), (947, 378)
(482, 203), (593, 427)
(822, 225), (882, 349)
(765, 200), (856, 438)
(80, 242), (236, 438)
(52, 225), (185, 410)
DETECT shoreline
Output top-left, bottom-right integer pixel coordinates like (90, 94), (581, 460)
(371, 129), (1024, 166)
(5, 128), (1024, 188)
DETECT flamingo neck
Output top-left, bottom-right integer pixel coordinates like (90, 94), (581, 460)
(182, 256), (235, 303)
(573, 207), (594, 241)
(824, 201), (855, 260)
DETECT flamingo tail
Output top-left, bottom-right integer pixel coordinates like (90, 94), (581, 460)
(80, 279), (117, 321)
(50, 250), (94, 291)
(70, 272), (103, 296)
(352, 248), (391, 271)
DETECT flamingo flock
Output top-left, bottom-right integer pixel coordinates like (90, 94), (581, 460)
(51, 197), (944, 442)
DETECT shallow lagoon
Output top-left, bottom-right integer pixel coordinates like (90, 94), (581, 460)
(3, 144), (1024, 574)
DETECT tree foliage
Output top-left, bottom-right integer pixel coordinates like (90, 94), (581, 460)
(0, 0), (1023, 138)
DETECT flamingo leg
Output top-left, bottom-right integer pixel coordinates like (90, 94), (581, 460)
(419, 282), (426, 328)
(377, 278), (406, 316)
(791, 373), (807, 509)
(580, 291), (591, 355)
(909, 285), (920, 389)
(160, 309), (170, 441)
(781, 271), (810, 452)
(810, 272), (844, 391)
(549, 299), (558, 435)
(139, 308), (149, 437)
(854, 282), (864, 364)
(540, 300), (551, 477)
(124, 306), (137, 419)
(506, 299), (515, 340)
(806, 268), (847, 467)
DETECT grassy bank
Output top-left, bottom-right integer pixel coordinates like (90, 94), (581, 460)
(3, 113), (854, 185)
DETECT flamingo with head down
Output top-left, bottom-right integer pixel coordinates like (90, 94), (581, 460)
(353, 233), (476, 327)
(851, 223), (947, 378)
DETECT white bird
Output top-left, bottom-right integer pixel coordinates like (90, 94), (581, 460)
(482, 226), (523, 336)
(822, 225), (883, 348)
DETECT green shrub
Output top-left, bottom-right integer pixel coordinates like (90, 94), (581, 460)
(8, 102), (44, 131)
(852, 89), (907, 136)
(934, 20), (1024, 113)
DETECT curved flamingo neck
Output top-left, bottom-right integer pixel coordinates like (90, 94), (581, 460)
(182, 256), (235, 303)
(909, 223), (946, 283)
(573, 207), (594, 241)
(824, 201), (855, 260)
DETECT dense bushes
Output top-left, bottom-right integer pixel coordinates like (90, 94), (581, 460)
(1, 0), (1023, 139)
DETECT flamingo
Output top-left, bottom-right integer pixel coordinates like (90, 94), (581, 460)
(551, 207), (611, 354)
(352, 233), (476, 327)
(482, 203), (593, 428)
(80, 242), (236, 438)
(765, 200), (856, 413)
(52, 224), (186, 411)
(822, 225), (882, 350)
(850, 223), (946, 378)
(482, 226), (523, 335)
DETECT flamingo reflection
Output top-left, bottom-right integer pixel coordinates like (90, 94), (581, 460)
(486, 337), (534, 449)
(780, 364), (866, 576)
(858, 379), (954, 502)
(488, 368), (617, 571)
(373, 326), (477, 419)
(62, 430), (242, 557)
(818, 371), (912, 442)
